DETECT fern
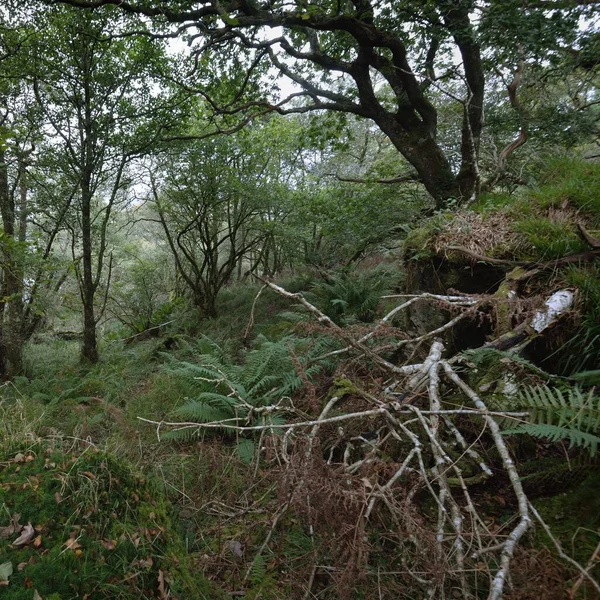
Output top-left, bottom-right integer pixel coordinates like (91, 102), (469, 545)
(504, 424), (600, 457)
(501, 385), (600, 457)
(514, 385), (600, 431)
(310, 269), (392, 324)
(161, 334), (331, 457)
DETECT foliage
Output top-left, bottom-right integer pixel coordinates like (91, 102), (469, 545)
(162, 334), (330, 457)
(502, 385), (600, 457)
(309, 267), (396, 324)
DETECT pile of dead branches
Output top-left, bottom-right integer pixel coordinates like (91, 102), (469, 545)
(141, 280), (598, 599)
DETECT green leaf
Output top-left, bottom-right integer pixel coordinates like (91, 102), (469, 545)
(236, 438), (255, 464)
(0, 561), (13, 582)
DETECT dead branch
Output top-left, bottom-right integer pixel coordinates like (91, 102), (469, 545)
(242, 284), (267, 344)
(447, 244), (600, 270)
(137, 278), (596, 599)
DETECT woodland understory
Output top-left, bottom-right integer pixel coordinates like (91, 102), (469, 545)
(1, 0), (600, 599)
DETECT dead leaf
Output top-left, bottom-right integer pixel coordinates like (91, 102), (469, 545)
(25, 455), (35, 462)
(54, 492), (62, 504)
(64, 536), (82, 551)
(101, 539), (116, 551)
(0, 513), (21, 540)
(227, 540), (244, 558)
(157, 569), (168, 599)
(13, 523), (35, 547)
(0, 561), (13, 582)
(17, 562), (27, 572)
(33, 535), (43, 549)
(33, 591), (43, 600)
(13, 453), (25, 463)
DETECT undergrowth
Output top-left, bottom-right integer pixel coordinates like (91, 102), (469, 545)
(0, 438), (223, 599)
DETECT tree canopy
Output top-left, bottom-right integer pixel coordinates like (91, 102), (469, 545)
(50, 0), (600, 206)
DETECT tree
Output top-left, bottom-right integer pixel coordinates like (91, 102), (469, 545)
(52, 0), (598, 207)
(149, 121), (295, 317)
(29, 5), (183, 361)
(0, 17), (54, 376)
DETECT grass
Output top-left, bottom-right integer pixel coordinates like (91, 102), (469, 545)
(405, 156), (600, 263)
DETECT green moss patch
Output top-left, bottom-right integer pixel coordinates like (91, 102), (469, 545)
(0, 443), (223, 599)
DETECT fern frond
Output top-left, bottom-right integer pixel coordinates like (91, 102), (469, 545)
(173, 399), (235, 424)
(503, 424), (600, 457)
(516, 385), (600, 431)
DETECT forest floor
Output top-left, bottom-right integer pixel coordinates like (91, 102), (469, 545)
(1, 268), (599, 600)
(2, 157), (600, 599)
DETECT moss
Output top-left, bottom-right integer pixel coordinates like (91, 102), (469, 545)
(330, 377), (361, 398)
(534, 471), (600, 570)
(403, 213), (450, 261)
(0, 442), (225, 599)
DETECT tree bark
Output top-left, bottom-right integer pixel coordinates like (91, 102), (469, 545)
(80, 170), (98, 363)
(0, 146), (25, 377)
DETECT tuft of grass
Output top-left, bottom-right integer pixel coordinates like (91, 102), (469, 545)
(513, 216), (588, 259)
(531, 156), (600, 217)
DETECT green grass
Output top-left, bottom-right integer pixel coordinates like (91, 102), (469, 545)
(532, 156), (600, 217)
(513, 216), (588, 259)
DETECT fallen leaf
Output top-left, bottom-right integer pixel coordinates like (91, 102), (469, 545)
(13, 453), (25, 463)
(101, 539), (116, 551)
(13, 523), (35, 547)
(0, 513), (21, 540)
(25, 455), (35, 462)
(24, 576), (33, 588)
(227, 540), (244, 558)
(17, 562), (27, 572)
(0, 561), (13, 582)
(33, 591), (43, 600)
(64, 536), (82, 551)
(33, 535), (43, 549)
(54, 492), (62, 504)
(157, 569), (168, 599)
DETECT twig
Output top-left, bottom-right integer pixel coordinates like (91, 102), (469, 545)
(242, 284), (267, 344)
(442, 361), (531, 600)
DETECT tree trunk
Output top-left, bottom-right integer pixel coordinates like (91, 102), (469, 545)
(80, 171), (98, 363)
(0, 146), (25, 377)
(376, 115), (462, 207)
